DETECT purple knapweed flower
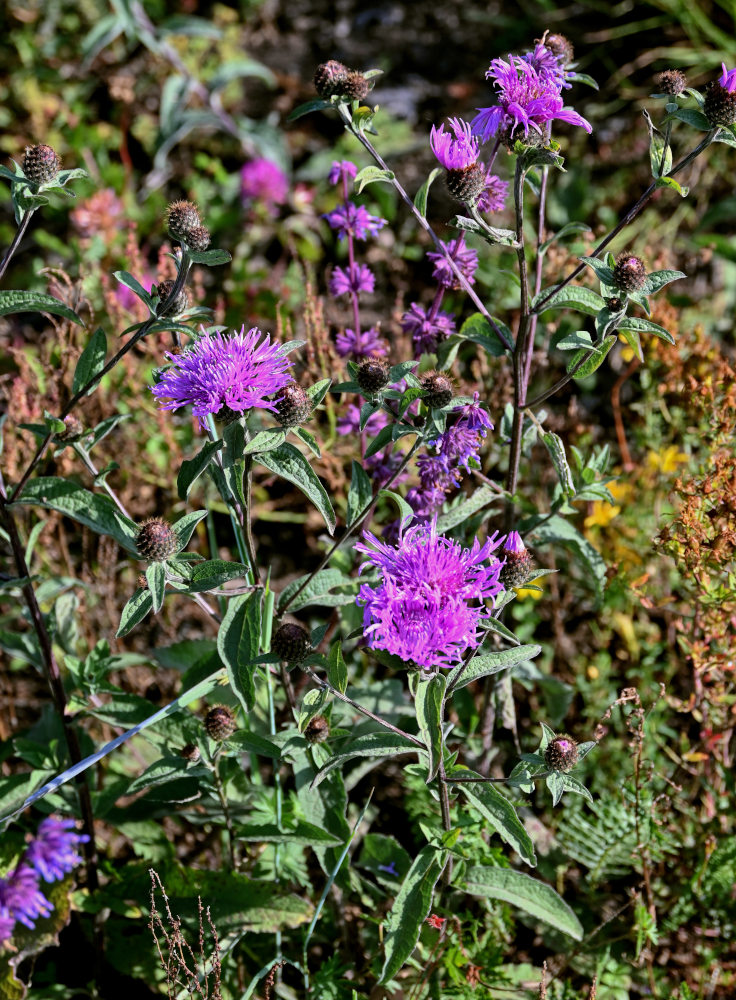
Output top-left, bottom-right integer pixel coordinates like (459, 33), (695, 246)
(476, 169), (509, 213)
(401, 303), (456, 357)
(336, 403), (389, 437)
(429, 117), (480, 170)
(720, 63), (736, 93)
(25, 817), (90, 883)
(427, 236), (479, 290)
(0, 865), (53, 931)
(472, 54), (591, 143)
(356, 520), (505, 671)
(328, 160), (358, 185)
(522, 41), (571, 90)
(335, 326), (387, 359)
(323, 202), (386, 241)
(151, 327), (294, 423)
(329, 262), (375, 298)
(240, 158), (289, 211)
(504, 530), (526, 554)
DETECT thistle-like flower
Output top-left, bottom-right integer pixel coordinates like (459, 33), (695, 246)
(356, 520), (505, 671)
(476, 169), (509, 213)
(472, 54), (591, 144)
(704, 63), (736, 126)
(430, 118), (480, 171)
(151, 327), (293, 423)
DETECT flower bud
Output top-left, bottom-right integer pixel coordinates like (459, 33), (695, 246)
(544, 33), (574, 64)
(166, 200), (201, 240)
(605, 296), (625, 313)
(274, 382), (313, 428)
(272, 622), (311, 664)
(204, 705), (237, 741)
(155, 279), (190, 316)
(314, 60), (349, 98)
(655, 69), (687, 96)
(304, 715), (329, 744)
(179, 743), (201, 762)
(499, 531), (533, 589)
(356, 356), (391, 395)
(420, 371), (454, 409)
(704, 79), (736, 126)
(544, 734), (579, 772)
(612, 254), (647, 293)
(23, 144), (61, 185)
(136, 517), (178, 562)
(184, 225), (211, 252)
(342, 71), (370, 102)
(54, 414), (83, 442)
(445, 163), (486, 205)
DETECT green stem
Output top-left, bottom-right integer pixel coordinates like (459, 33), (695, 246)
(0, 208), (35, 282)
(211, 748), (238, 870)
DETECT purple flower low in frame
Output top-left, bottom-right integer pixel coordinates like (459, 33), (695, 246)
(323, 202), (386, 241)
(430, 117), (480, 170)
(328, 160), (358, 185)
(401, 303), (456, 357)
(151, 327), (294, 423)
(427, 236), (479, 290)
(472, 54), (591, 143)
(356, 520), (505, 671)
(329, 262), (375, 298)
(522, 41), (571, 90)
(0, 865), (53, 933)
(25, 816), (90, 883)
(335, 326), (387, 359)
(476, 170), (509, 213)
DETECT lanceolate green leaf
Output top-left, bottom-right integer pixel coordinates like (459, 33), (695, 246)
(145, 562), (166, 614)
(347, 460), (372, 526)
(463, 865), (583, 940)
(177, 439), (223, 499)
(568, 336), (616, 379)
(379, 845), (448, 984)
(542, 432), (575, 497)
(415, 674), (446, 782)
(72, 327), (107, 395)
(452, 644), (542, 689)
(116, 588), (154, 637)
(216, 592), (261, 711)
(310, 734), (420, 789)
(453, 769), (536, 865)
(0, 290), (85, 326)
(258, 443), (336, 534)
(413, 166), (442, 218)
(12, 478), (138, 553)
(327, 640), (348, 694)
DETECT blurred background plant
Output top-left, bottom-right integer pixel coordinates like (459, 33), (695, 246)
(1, 1), (735, 998)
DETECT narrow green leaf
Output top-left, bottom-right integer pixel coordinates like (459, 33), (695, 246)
(413, 166), (442, 218)
(184, 248), (232, 265)
(478, 617), (522, 645)
(453, 769), (536, 865)
(112, 271), (154, 309)
(145, 562), (167, 613)
(415, 674), (445, 782)
(287, 97), (333, 121)
(379, 845), (448, 984)
(227, 730), (281, 758)
(568, 336), (616, 378)
(655, 176), (688, 197)
(347, 460), (372, 526)
(452, 644), (542, 689)
(299, 687), (329, 731)
(463, 866), (583, 939)
(619, 326), (643, 361)
(12, 478), (138, 553)
(258, 442), (336, 534)
(663, 108), (711, 130)
(177, 439), (223, 499)
(305, 378), (331, 406)
(577, 257), (615, 286)
(457, 312), (506, 357)
(172, 509), (208, 550)
(531, 515), (606, 604)
(364, 423), (393, 459)
(116, 588), (154, 637)
(277, 568), (356, 613)
(542, 432), (575, 498)
(72, 328), (107, 395)
(327, 641), (348, 694)
(243, 428), (287, 455)
(377, 489), (414, 531)
(0, 290), (85, 326)
(237, 821), (340, 845)
(310, 734), (419, 789)
(533, 285), (605, 315)
(217, 593), (261, 711)
(185, 559), (251, 592)
(639, 269), (686, 296)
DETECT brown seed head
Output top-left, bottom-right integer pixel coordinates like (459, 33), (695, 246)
(23, 144), (61, 185)
(704, 79), (736, 126)
(179, 743), (201, 762)
(544, 734), (579, 772)
(445, 163), (485, 205)
(420, 371), (454, 409)
(204, 705), (237, 741)
(275, 382), (313, 428)
(543, 33), (574, 64)
(612, 253), (647, 293)
(184, 225), (211, 252)
(136, 517), (178, 562)
(356, 356), (391, 395)
(272, 622), (311, 664)
(314, 60), (349, 98)
(166, 200), (201, 239)
(656, 69), (687, 96)
(155, 279), (190, 316)
(304, 715), (330, 744)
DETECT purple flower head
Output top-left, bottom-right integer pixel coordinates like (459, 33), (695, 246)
(437, 422), (484, 474)
(458, 392), (494, 436)
(476, 169), (509, 213)
(151, 326), (294, 424)
(328, 160), (358, 185)
(472, 54), (591, 143)
(522, 41), (571, 90)
(427, 236), (479, 290)
(719, 63), (736, 93)
(406, 483), (448, 521)
(401, 303), (456, 357)
(356, 520), (505, 671)
(323, 202), (386, 241)
(429, 117), (480, 170)
(329, 262), (375, 299)
(335, 326), (387, 359)
(417, 451), (458, 490)
(25, 817), (90, 883)
(336, 403), (388, 437)
(240, 159), (289, 211)
(503, 530), (527, 555)
(0, 865), (53, 931)
(366, 450), (408, 489)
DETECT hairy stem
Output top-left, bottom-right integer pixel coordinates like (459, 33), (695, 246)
(0, 209), (35, 282)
